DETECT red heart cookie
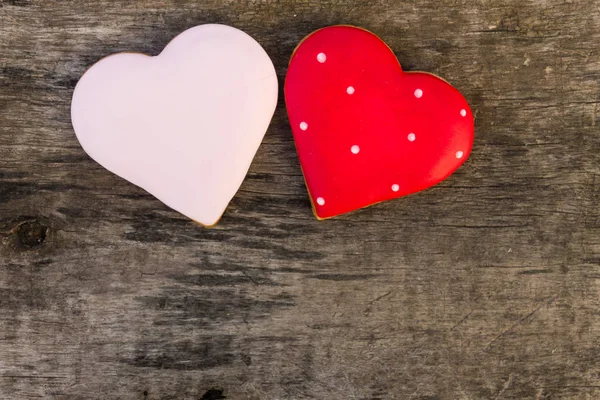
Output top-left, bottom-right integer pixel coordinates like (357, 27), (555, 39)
(285, 26), (474, 220)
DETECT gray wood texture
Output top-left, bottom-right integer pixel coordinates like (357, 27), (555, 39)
(1, 0), (600, 399)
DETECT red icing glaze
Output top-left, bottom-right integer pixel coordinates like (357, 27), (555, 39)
(285, 26), (475, 220)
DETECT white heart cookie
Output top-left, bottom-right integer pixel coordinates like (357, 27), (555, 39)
(71, 24), (278, 227)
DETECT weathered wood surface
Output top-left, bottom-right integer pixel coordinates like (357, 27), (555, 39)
(1, 0), (600, 399)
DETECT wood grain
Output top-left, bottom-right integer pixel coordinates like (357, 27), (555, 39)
(1, 0), (600, 399)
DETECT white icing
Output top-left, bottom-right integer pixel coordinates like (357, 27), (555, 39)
(71, 24), (278, 226)
(407, 133), (416, 142)
(317, 53), (327, 63)
(414, 88), (423, 98)
(317, 197), (325, 206)
(351, 145), (360, 154)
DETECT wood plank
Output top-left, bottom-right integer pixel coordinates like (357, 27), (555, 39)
(1, 0), (600, 398)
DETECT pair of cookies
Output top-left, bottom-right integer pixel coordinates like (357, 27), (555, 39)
(71, 24), (474, 227)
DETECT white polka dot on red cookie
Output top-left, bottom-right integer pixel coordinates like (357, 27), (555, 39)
(317, 53), (327, 63)
(414, 89), (423, 98)
(460, 109), (467, 117)
(392, 184), (400, 192)
(317, 197), (325, 206)
(300, 122), (308, 131)
(407, 133), (416, 142)
(456, 151), (464, 159)
(351, 145), (360, 154)
(347, 86), (355, 95)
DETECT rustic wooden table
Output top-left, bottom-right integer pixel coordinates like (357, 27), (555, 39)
(1, 1), (599, 399)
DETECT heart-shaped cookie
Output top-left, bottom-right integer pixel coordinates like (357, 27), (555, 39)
(71, 24), (278, 227)
(285, 26), (474, 219)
